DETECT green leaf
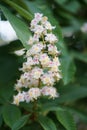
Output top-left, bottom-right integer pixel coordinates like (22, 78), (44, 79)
(64, 1), (80, 13)
(55, 0), (80, 13)
(58, 85), (87, 103)
(21, 122), (43, 130)
(2, 104), (21, 128)
(54, 0), (68, 5)
(12, 115), (29, 130)
(38, 115), (57, 130)
(61, 55), (76, 85)
(4, 0), (33, 21)
(0, 44), (22, 104)
(64, 107), (87, 123)
(0, 5), (31, 49)
(72, 51), (87, 63)
(56, 108), (76, 130)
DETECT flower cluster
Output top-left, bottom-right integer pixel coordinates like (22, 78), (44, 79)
(13, 13), (61, 105)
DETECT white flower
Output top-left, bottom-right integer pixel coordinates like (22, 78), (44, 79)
(35, 13), (43, 22)
(41, 16), (48, 24)
(27, 57), (34, 65)
(27, 36), (34, 45)
(39, 53), (50, 67)
(13, 92), (25, 105)
(29, 78), (39, 88)
(54, 72), (62, 81)
(41, 73), (55, 86)
(33, 34), (40, 42)
(30, 19), (38, 28)
(33, 25), (44, 35)
(47, 44), (58, 55)
(22, 62), (32, 71)
(15, 79), (23, 91)
(49, 58), (60, 72)
(50, 64), (59, 72)
(53, 57), (61, 66)
(31, 67), (43, 79)
(28, 88), (41, 101)
(41, 86), (58, 98)
(16, 73), (30, 88)
(23, 92), (30, 103)
(27, 43), (43, 56)
(45, 33), (58, 43)
(45, 21), (55, 30)
(33, 55), (39, 65)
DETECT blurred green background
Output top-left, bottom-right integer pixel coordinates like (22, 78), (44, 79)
(0, 0), (87, 130)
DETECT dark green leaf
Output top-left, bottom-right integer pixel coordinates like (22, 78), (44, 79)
(38, 115), (57, 130)
(12, 115), (29, 130)
(64, 107), (87, 123)
(56, 108), (76, 130)
(2, 104), (21, 128)
(58, 85), (87, 103)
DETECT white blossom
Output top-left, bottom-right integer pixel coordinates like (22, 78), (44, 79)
(47, 44), (58, 55)
(39, 53), (50, 67)
(28, 88), (41, 101)
(45, 33), (58, 43)
(41, 73), (55, 86)
(45, 21), (55, 30)
(31, 67), (43, 79)
(13, 13), (62, 105)
(13, 92), (25, 105)
(41, 86), (58, 98)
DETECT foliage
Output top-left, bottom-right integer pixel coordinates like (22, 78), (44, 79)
(0, 0), (87, 130)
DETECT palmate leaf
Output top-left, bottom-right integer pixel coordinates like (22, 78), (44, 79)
(38, 115), (57, 130)
(0, 5), (31, 49)
(55, 108), (76, 130)
(12, 115), (29, 130)
(2, 104), (21, 128)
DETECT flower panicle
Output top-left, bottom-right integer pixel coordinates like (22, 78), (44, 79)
(13, 13), (62, 106)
